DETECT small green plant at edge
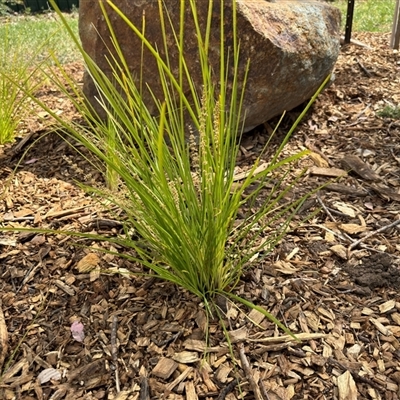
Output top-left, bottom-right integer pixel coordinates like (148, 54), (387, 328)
(11, 0), (331, 347)
(377, 105), (400, 119)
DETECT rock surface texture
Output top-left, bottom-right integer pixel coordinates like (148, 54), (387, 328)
(79, 0), (341, 131)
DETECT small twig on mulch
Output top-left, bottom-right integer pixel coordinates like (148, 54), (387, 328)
(340, 36), (373, 49)
(164, 367), (193, 396)
(216, 380), (238, 400)
(111, 315), (120, 393)
(85, 218), (124, 232)
(322, 183), (368, 197)
(259, 380), (271, 400)
(238, 343), (264, 400)
(139, 376), (150, 400)
(316, 193), (337, 222)
(355, 57), (372, 77)
(347, 218), (400, 256)
(11, 129), (38, 155)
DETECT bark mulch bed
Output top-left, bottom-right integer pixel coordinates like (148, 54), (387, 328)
(0, 32), (400, 400)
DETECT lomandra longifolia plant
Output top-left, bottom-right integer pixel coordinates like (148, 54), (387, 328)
(30, 0), (330, 336)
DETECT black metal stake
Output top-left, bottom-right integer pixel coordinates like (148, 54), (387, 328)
(391, 0), (400, 49)
(345, 0), (355, 44)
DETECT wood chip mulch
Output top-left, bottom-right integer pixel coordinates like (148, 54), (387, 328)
(0, 32), (400, 400)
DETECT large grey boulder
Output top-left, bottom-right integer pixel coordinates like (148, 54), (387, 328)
(79, 0), (341, 131)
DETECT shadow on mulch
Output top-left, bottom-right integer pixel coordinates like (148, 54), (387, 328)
(0, 130), (104, 184)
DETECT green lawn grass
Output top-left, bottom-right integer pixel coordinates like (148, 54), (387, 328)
(0, 12), (80, 144)
(333, 0), (396, 32)
(0, 12), (80, 66)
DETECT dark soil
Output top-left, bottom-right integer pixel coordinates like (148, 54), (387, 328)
(344, 253), (400, 289)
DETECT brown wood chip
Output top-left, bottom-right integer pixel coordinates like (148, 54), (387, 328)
(340, 155), (381, 181)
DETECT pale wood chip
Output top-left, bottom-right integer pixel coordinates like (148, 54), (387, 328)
(151, 357), (178, 380)
(185, 380), (198, 400)
(0, 238), (17, 246)
(377, 359), (385, 373)
(370, 318), (392, 336)
(379, 300), (396, 314)
(75, 252), (101, 273)
(350, 322), (361, 329)
(386, 325), (400, 336)
(361, 307), (375, 316)
(303, 311), (319, 331)
(248, 332), (329, 344)
(391, 313), (400, 325)
(228, 326), (248, 343)
(0, 359), (28, 383)
(172, 351), (199, 364)
(309, 166), (348, 177)
(54, 280), (75, 296)
(248, 309), (266, 325)
(0, 300), (8, 371)
(164, 367), (193, 394)
(214, 364), (232, 383)
(274, 260), (298, 274)
(346, 344), (362, 358)
(332, 202), (357, 217)
(309, 152), (330, 168)
(90, 265), (101, 282)
(212, 355), (227, 369)
(387, 382), (399, 391)
(14, 208), (34, 218)
(114, 391), (132, 400)
(44, 206), (86, 219)
(136, 337), (151, 347)
(330, 244), (348, 259)
(232, 162), (268, 181)
(317, 307), (335, 321)
(337, 370), (358, 400)
(183, 339), (207, 352)
(200, 363), (218, 392)
(339, 223), (368, 234)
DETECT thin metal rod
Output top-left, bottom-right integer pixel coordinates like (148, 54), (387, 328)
(344, 0), (356, 44)
(391, 0), (400, 49)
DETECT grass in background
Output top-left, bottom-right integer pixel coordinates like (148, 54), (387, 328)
(0, 12), (81, 65)
(0, 19), (46, 144)
(0, 11), (80, 144)
(334, 0), (396, 32)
